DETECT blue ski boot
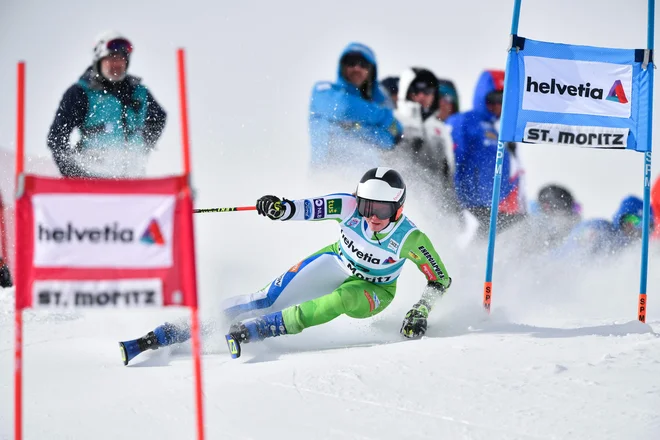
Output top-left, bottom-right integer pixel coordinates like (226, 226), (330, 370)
(119, 322), (191, 366)
(225, 311), (287, 359)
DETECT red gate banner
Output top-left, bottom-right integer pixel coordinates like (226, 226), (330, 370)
(14, 175), (197, 311)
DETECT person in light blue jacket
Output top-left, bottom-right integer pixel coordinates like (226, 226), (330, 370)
(309, 42), (402, 168)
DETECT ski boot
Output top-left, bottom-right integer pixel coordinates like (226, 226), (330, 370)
(119, 322), (190, 366)
(225, 311), (287, 359)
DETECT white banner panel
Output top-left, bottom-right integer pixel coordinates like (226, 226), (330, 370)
(32, 279), (164, 309)
(33, 194), (175, 268)
(523, 122), (629, 148)
(522, 57), (632, 118)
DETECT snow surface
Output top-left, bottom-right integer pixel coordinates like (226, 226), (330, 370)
(2, 0), (660, 438)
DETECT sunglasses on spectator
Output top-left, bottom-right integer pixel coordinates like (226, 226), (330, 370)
(342, 53), (371, 69)
(412, 86), (436, 96)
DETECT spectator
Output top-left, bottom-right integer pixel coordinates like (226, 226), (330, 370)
(436, 78), (460, 122)
(394, 68), (455, 206)
(0, 257), (11, 288)
(652, 175), (660, 239)
(448, 70), (525, 243)
(308, 42), (402, 169)
(380, 76), (399, 109)
(557, 195), (654, 257)
(517, 184), (582, 254)
(48, 31), (166, 178)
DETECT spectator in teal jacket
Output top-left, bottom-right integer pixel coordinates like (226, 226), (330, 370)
(48, 31), (166, 178)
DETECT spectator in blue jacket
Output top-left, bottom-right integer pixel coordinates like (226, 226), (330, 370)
(448, 70), (524, 241)
(557, 195), (654, 258)
(309, 42), (402, 168)
(47, 31), (166, 178)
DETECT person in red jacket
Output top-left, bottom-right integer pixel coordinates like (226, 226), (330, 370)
(652, 175), (660, 239)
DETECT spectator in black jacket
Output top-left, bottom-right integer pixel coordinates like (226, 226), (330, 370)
(0, 257), (11, 288)
(48, 31), (166, 178)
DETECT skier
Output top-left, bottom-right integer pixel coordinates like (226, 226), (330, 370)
(119, 167), (452, 364)
(47, 31), (167, 178)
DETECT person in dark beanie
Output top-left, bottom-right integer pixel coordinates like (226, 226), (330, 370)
(380, 76), (400, 109)
(47, 31), (166, 178)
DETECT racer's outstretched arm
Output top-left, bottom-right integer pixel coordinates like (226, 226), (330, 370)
(256, 194), (357, 223)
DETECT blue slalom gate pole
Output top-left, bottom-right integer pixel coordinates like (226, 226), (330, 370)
(483, 0), (523, 312)
(638, 0), (655, 323)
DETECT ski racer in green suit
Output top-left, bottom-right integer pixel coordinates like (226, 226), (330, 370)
(119, 167), (452, 364)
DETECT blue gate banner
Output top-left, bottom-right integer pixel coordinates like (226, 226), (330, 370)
(500, 37), (652, 152)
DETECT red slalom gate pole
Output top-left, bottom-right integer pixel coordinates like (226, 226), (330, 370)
(14, 61), (25, 440)
(0, 193), (8, 268)
(178, 49), (192, 177)
(177, 47), (205, 440)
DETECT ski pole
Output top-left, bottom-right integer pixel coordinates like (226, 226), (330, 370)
(193, 206), (256, 214)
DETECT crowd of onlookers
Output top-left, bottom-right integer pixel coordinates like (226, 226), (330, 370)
(307, 41), (659, 260)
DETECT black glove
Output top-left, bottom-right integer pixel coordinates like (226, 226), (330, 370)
(256, 195), (285, 220)
(400, 302), (429, 339)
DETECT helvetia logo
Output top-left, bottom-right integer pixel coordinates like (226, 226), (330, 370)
(140, 219), (165, 245)
(526, 76), (628, 104)
(382, 256), (396, 265)
(606, 80), (628, 104)
(38, 223), (133, 243)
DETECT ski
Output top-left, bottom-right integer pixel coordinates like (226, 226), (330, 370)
(225, 333), (241, 359)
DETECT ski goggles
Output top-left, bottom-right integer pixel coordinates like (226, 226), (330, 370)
(341, 53), (371, 69)
(106, 38), (133, 55)
(621, 213), (642, 229)
(357, 198), (397, 220)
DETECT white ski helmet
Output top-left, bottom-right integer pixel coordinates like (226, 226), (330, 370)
(92, 31), (133, 76)
(356, 167), (406, 221)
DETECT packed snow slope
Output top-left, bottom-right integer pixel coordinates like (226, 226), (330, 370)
(1, 0), (660, 439)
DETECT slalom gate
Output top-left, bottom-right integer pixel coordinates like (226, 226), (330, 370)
(483, 0), (655, 323)
(12, 50), (206, 440)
